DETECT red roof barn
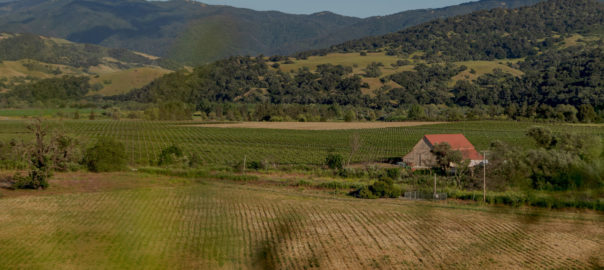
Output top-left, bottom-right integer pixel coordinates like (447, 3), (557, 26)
(403, 134), (485, 169)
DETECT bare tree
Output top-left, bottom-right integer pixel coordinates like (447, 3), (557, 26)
(348, 133), (361, 166)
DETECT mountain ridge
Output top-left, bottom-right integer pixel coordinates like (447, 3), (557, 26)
(0, 0), (546, 64)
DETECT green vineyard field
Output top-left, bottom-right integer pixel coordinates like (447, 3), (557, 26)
(1, 120), (603, 167)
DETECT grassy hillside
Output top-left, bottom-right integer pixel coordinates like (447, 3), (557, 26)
(0, 172), (601, 268)
(269, 52), (525, 95)
(89, 67), (172, 96)
(119, 0), (603, 123)
(0, 33), (173, 96)
(0, 0), (546, 64)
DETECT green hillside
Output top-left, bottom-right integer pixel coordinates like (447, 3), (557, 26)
(116, 0), (603, 122)
(0, 0), (545, 65)
(0, 33), (174, 98)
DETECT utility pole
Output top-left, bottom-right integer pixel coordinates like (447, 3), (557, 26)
(243, 155), (247, 175)
(482, 151), (487, 203)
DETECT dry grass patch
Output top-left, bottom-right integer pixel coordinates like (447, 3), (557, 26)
(451, 59), (524, 84)
(191, 121), (444, 130)
(90, 67), (172, 96)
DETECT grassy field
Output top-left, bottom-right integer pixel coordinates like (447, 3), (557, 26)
(0, 119), (603, 167)
(0, 172), (601, 269)
(89, 67), (172, 96)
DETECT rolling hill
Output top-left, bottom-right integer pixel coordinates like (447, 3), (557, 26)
(118, 0), (603, 122)
(0, 0), (545, 65)
(0, 33), (173, 96)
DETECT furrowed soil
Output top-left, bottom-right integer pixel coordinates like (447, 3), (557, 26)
(192, 121), (445, 130)
(0, 172), (601, 269)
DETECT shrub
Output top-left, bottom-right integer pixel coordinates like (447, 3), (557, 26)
(352, 178), (401, 199)
(247, 160), (264, 170)
(326, 154), (344, 170)
(386, 168), (401, 180)
(157, 145), (184, 166)
(354, 186), (377, 199)
(11, 171), (49, 190)
(83, 137), (127, 172)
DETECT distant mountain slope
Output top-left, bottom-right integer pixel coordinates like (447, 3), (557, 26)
(0, 0), (545, 65)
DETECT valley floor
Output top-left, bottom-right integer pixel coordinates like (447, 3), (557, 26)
(0, 172), (601, 269)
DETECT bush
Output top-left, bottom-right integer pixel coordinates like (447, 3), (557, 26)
(157, 145), (184, 166)
(247, 160), (264, 170)
(83, 137), (127, 172)
(352, 178), (401, 199)
(386, 168), (401, 180)
(326, 154), (344, 170)
(354, 186), (378, 199)
(11, 171), (49, 190)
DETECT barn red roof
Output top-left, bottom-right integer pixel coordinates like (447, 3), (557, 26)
(424, 134), (484, 160)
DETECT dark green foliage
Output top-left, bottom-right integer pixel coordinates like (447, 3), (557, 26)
(385, 168), (401, 180)
(431, 143), (463, 172)
(10, 76), (91, 102)
(315, 0), (602, 61)
(363, 62), (383, 78)
(578, 104), (597, 123)
(157, 145), (184, 166)
(122, 59), (364, 107)
(83, 137), (127, 172)
(352, 178), (402, 199)
(526, 127), (555, 148)
(493, 128), (603, 191)
(354, 186), (377, 199)
(326, 154), (344, 170)
(11, 172), (48, 190)
(50, 133), (80, 172)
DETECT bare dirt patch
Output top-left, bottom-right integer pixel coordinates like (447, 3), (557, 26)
(190, 121), (444, 130)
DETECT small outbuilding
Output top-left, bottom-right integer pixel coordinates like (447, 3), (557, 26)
(403, 134), (485, 169)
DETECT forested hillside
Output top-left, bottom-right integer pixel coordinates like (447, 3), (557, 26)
(0, 0), (544, 64)
(116, 0), (603, 122)
(301, 0), (603, 61)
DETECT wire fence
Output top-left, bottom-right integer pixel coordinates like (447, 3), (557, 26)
(404, 191), (448, 201)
